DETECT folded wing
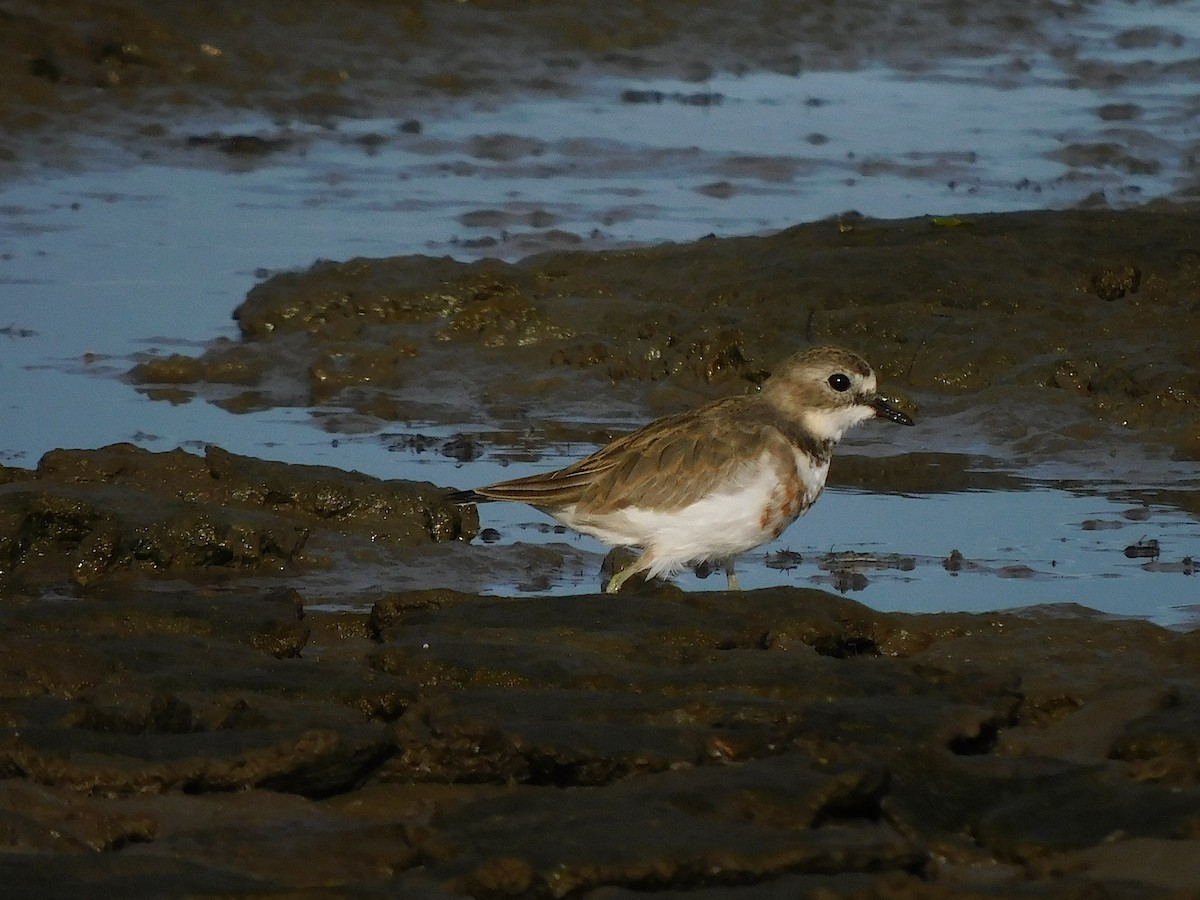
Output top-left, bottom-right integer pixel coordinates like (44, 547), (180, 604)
(462, 397), (792, 513)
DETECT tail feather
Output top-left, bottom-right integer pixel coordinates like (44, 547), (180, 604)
(446, 488), (491, 504)
(448, 468), (597, 507)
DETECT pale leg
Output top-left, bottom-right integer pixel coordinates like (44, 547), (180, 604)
(725, 557), (741, 591)
(605, 550), (653, 594)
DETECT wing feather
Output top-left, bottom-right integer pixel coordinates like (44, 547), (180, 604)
(471, 397), (796, 512)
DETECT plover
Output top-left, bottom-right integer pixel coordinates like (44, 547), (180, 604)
(450, 346), (914, 593)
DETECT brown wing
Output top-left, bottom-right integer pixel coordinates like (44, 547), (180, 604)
(470, 397), (791, 513)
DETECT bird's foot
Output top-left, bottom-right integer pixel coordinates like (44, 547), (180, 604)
(602, 547), (646, 594)
(605, 568), (632, 594)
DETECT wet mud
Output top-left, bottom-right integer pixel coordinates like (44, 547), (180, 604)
(129, 207), (1200, 461)
(3, 507), (1200, 895)
(3, 1), (1200, 897)
(0, 0), (1132, 170)
(0, 443), (474, 588)
(1, 444), (1197, 896)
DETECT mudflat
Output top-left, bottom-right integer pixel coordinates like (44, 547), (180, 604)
(1, 2), (1199, 897)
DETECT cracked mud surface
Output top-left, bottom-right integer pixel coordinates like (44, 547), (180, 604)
(3, 511), (1200, 896)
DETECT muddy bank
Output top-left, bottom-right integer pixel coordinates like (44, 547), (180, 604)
(2, 533), (1199, 894)
(131, 208), (1200, 462)
(0, 0), (1138, 176)
(4, 0), (1200, 896)
(0, 443), (1197, 896)
(0, 442), (475, 589)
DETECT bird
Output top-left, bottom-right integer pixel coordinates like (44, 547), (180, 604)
(448, 346), (914, 593)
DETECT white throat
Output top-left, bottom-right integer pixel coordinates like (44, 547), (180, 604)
(800, 404), (876, 443)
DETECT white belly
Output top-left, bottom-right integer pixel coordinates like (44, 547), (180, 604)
(558, 451), (829, 578)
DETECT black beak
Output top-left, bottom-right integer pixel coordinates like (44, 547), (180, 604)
(872, 396), (915, 426)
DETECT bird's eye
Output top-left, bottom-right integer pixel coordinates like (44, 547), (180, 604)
(828, 372), (851, 392)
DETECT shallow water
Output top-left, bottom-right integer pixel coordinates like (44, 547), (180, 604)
(357, 436), (1195, 627)
(1, 0), (1199, 624)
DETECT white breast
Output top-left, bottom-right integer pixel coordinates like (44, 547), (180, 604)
(559, 449), (830, 578)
